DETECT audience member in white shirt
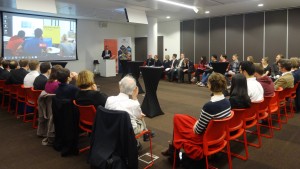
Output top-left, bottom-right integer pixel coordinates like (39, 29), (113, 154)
(23, 59), (40, 87)
(105, 75), (149, 136)
(240, 61), (264, 102)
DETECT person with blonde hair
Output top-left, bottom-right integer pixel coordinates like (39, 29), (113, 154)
(247, 56), (254, 63)
(75, 70), (107, 108)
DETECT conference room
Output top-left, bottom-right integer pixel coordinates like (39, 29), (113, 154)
(1, 0), (300, 169)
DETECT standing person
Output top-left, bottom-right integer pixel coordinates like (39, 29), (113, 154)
(23, 28), (46, 56)
(229, 74), (251, 109)
(6, 30), (25, 56)
(193, 56), (207, 85)
(101, 45), (112, 59)
(33, 62), (51, 90)
(23, 60), (40, 87)
(271, 54), (284, 78)
(75, 70), (108, 109)
(261, 57), (271, 76)
(254, 64), (275, 97)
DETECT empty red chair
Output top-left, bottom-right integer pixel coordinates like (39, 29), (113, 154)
(23, 87), (42, 128)
(8, 84), (19, 113)
(73, 100), (97, 153)
(173, 112), (234, 169)
(225, 109), (248, 161)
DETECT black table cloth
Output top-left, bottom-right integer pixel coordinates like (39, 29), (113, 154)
(140, 66), (164, 118)
(128, 61), (145, 94)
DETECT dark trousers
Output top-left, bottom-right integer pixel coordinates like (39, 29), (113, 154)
(195, 69), (204, 82)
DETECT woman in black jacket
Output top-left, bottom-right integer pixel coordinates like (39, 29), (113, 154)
(229, 73), (251, 109)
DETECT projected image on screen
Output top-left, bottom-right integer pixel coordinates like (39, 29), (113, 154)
(2, 12), (77, 61)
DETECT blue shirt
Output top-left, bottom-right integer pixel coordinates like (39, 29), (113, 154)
(23, 38), (44, 56)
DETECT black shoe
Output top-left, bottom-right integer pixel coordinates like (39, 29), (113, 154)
(143, 131), (155, 141)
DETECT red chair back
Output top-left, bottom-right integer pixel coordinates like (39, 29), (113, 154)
(25, 88), (42, 106)
(203, 111), (234, 155)
(19, 85), (27, 99)
(10, 84), (20, 95)
(73, 100), (96, 133)
(278, 87), (290, 102)
(229, 109), (246, 132)
(3, 83), (12, 93)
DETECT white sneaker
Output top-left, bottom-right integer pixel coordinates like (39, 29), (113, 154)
(191, 77), (196, 82)
(199, 83), (205, 87)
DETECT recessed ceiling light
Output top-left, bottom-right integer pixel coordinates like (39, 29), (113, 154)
(205, 11), (210, 14)
(166, 16), (170, 19)
(258, 4), (264, 7)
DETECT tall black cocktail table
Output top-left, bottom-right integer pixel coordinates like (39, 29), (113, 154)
(140, 66), (164, 118)
(128, 61), (145, 94)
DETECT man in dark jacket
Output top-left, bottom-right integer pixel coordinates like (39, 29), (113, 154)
(6, 59), (29, 84)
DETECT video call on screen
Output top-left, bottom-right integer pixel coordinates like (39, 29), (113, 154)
(2, 12), (77, 61)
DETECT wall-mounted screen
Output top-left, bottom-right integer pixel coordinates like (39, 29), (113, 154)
(2, 12), (77, 61)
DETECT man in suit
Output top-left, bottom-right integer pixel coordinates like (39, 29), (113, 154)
(101, 46), (112, 59)
(0, 60), (11, 80)
(176, 53), (185, 83)
(274, 59), (294, 90)
(33, 62), (51, 90)
(6, 59), (29, 84)
(145, 54), (154, 66)
(167, 54), (178, 81)
(290, 57), (300, 112)
(271, 54), (284, 78)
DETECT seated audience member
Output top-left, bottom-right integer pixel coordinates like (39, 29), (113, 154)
(9, 60), (18, 70)
(228, 54), (240, 76)
(0, 58), (4, 73)
(220, 54), (228, 62)
(271, 54), (284, 77)
(163, 55), (171, 69)
(145, 54), (154, 66)
(198, 55), (218, 87)
(167, 54), (178, 81)
(23, 60), (40, 87)
(193, 56), (207, 84)
(290, 57), (300, 112)
(229, 74), (251, 109)
(274, 59), (294, 90)
(247, 56), (254, 63)
(75, 70), (108, 108)
(181, 58), (195, 83)
(105, 75), (153, 140)
(290, 57), (300, 84)
(45, 65), (63, 94)
(55, 68), (79, 100)
(33, 62), (51, 90)
(6, 59), (29, 84)
(162, 73), (231, 159)
(0, 60), (11, 80)
(254, 64), (275, 97)
(153, 55), (163, 67)
(261, 57), (271, 76)
(176, 53), (186, 83)
(240, 61), (264, 101)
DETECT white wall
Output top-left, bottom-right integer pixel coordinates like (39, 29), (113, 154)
(135, 20), (180, 59)
(67, 20), (136, 72)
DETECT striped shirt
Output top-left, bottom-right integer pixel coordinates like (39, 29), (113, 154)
(194, 95), (231, 134)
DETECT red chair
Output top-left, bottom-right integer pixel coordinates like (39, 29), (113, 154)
(73, 100), (97, 153)
(258, 94), (275, 138)
(23, 87), (42, 128)
(136, 130), (154, 169)
(225, 109), (248, 161)
(268, 88), (282, 130)
(0, 80), (5, 99)
(1, 83), (11, 109)
(277, 87), (291, 124)
(173, 112), (234, 169)
(15, 85), (27, 118)
(238, 100), (263, 148)
(287, 82), (299, 118)
(7, 84), (19, 113)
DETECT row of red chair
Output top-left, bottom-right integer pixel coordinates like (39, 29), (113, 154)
(173, 82), (299, 169)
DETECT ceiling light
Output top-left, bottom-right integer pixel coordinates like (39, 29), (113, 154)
(258, 3), (264, 7)
(166, 16), (170, 19)
(156, 0), (199, 13)
(205, 11), (210, 14)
